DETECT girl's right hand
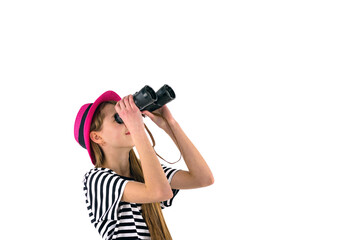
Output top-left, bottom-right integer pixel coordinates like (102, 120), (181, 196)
(115, 94), (144, 133)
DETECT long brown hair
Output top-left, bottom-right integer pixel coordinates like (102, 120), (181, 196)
(89, 100), (174, 240)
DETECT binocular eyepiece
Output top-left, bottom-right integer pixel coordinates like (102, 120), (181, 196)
(114, 84), (176, 124)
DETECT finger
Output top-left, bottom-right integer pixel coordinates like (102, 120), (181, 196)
(128, 94), (136, 110)
(119, 97), (125, 110)
(123, 95), (130, 109)
(115, 100), (120, 110)
(142, 111), (153, 120)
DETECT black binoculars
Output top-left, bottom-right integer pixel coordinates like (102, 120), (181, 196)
(114, 84), (176, 124)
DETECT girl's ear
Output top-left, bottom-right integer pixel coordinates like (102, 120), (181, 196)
(90, 131), (102, 144)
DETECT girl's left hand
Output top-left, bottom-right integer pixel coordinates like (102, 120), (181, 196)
(141, 105), (176, 131)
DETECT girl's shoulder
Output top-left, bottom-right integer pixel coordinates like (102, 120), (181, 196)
(84, 167), (135, 181)
(83, 167), (114, 181)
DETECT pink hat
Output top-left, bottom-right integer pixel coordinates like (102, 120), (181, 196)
(74, 90), (121, 165)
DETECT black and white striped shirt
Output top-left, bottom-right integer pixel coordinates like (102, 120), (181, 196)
(83, 164), (180, 240)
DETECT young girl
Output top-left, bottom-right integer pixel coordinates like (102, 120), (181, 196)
(74, 90), (214, 240)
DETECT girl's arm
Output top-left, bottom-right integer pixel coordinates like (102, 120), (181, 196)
(164, 120), (214, 187)
(131, 127), (173, 197)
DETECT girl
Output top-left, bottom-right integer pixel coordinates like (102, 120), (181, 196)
(74, 90), (214, 240)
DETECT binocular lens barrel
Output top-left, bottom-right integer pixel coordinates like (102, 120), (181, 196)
(154, 84), (175, 106)
(133, 85), (158, 110)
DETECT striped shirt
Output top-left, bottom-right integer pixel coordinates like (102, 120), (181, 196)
(83, 164), (181, 240)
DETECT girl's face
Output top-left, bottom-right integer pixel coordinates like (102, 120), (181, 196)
(94, 103), (135, 148)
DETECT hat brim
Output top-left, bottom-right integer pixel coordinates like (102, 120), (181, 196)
(83, 90), (121, 165)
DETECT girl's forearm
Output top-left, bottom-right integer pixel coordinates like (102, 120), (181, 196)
(131, 127), (173, 196)
(164, 120), (214, 185)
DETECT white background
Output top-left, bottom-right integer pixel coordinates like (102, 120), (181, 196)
(1, 1), (358, 239)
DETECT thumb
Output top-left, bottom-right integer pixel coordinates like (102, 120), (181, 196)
(142, 111), (152, 118)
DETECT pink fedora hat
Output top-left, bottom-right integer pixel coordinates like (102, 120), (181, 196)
(74, 90), (121, 165)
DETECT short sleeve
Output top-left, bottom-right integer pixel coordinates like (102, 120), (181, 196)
(83, 169), (130, 223)
(160, 164), (181, 209)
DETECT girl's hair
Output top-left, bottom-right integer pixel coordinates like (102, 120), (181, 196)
(90, 100), (173, 240)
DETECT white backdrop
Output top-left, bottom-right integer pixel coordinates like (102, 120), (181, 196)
(1, 1), (358, 239)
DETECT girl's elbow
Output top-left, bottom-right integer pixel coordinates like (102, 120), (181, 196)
(203, 175), (214, 187)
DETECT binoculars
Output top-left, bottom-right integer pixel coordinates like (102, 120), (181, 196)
(114, 84), (176, 124)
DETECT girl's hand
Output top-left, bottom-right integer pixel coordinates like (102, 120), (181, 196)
(115, 94), (144, 133)
(141, 105), (176, 131)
